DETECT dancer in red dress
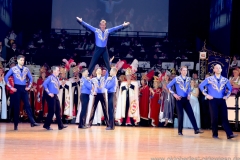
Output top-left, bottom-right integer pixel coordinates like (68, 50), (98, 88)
(149, 76), (162, 127)
(139, 70), (154, 124)
(35, 67), (48, 119)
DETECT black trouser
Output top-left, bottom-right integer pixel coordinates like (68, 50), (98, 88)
(108, 92), (116, 129)
(42, 90), (48, 113)
(14, 85), (35, 126)
(44, 94), (63, 128)
(176, 97), (198, 133)
(200, 98), (211, 129)
(79, 93), (89, 127)
(88, 46), (111, 75)
(208, 98), (233, 137)
(89, 93), (109, 126)
(8, 94), (15, 120)
(73, 88), (79, 115)
(122, 89), (135, 126)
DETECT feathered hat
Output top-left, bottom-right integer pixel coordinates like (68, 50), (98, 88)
(125, 68), (132, 76)
(73, 62), (87, 73)
(142, 70), (154, 81)
(120, 59), (138, 75)
(170, 68), (176, 75)
(62, 58), (76, 71)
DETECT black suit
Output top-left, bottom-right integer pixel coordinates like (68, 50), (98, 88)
(7, 48), (19, 61)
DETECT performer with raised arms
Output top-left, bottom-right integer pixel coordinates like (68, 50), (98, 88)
(76, 17), (130, 75)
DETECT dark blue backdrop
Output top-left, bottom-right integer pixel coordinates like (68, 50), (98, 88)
(207, 55), (230, 77)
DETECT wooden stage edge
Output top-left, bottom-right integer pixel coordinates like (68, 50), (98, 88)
(0, 123), (239, 160)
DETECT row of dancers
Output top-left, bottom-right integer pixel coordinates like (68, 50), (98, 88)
(2, 54), (238, 139)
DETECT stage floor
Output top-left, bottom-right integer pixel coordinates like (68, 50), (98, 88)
(0, 123), (239, 160)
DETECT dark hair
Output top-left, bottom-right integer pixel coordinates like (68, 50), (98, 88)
(17, 55), (25, 60)
(81, 68), (88, 73)
(141, 79), (147, 84)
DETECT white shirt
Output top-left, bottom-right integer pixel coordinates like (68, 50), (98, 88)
(9, 33), (17, 40)
(4, 38), (10, 48)
(230, 61), (238, 67)
(126, 54), (133, 58)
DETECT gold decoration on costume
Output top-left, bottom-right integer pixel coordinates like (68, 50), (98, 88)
(153, 76), (160, 82)
(0, 62), (3, 70)
(130, 100), (137, 114)
(170, 68), (176, 74)
(125, 68), (132, 76)
(72, 66), (80, 73)
(141, 73), (148, 80)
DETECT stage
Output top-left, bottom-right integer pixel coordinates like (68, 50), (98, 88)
(0, 123), (239, 160)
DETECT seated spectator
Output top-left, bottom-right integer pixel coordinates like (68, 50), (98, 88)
(229, 69), (240, 95)
(8, 30), (17, 44)
(58, 43), (64, 49)
(192, 72), (199, 86)
(134, 40), (141, 47)
(75, 44), (83, 50)
(87, 40), (95, 50)
(126, 51), (133, 58)
(80, 38), (88, 50)
(124, 38), (130, 46)
(230, 56), (239, 68)
(155, 48), (161, 53)
(28, 41), (36, 49)
(121, 39), (126, 46)
(181, 54), (188, 59)
(140, 47), (145, 52)
(7, 43), (19, 60)
(159, 52), (166, 59)
(154, 41), (161, 47)
(4, 36), (10, 48)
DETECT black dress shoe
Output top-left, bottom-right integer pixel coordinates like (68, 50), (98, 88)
(43, 127), (53, 130)
(78, 126), (87, 129)
(227, 134), (238, 139)
(178, 132), (183, 136)
(195, 130), (204, 134)
(31, 123), (40, 127)
(59, 125), (68, 130)
(212, 136), (219, 139)
(106, 127), (114, 130)
(14, 126), (18, 130)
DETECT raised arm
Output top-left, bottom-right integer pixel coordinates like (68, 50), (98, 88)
(108, 22), (130, 33)
(76, 17), (96, 32)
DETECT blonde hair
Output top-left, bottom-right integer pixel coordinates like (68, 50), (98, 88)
(180, 66), (188, 71)
(100, 20), (107, 24)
